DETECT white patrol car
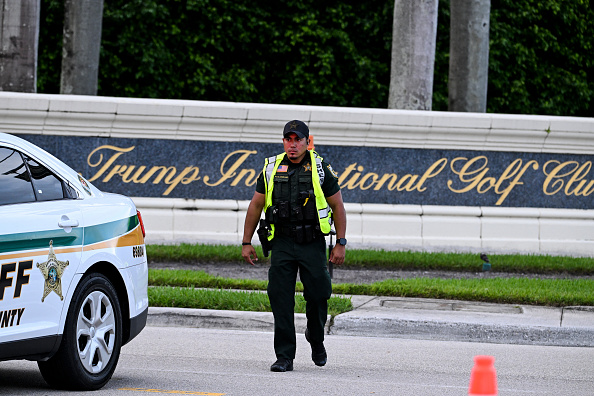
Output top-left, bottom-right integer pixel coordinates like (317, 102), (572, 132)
(0, 132), (148, 390)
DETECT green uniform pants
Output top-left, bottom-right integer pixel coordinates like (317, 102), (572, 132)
(267, 234), (332, 360)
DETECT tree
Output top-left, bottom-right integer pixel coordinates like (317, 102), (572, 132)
(60, 0), (104, 95)
(36, 0), (592, 116)
(388, 0), (439, 110)
(0, 0), (40, 92)
(448, 0), (490, 112)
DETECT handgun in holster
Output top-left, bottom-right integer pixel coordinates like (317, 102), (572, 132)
(257, 219), (272, 257)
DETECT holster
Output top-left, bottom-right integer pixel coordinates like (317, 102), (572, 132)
(256, 219), (272, 257)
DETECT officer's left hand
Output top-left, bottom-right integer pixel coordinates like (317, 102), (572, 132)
(329, 244), (345, 266)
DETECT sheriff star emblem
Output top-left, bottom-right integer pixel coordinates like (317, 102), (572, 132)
(37, 240), (69, 302)
(303, 162), (312, 172)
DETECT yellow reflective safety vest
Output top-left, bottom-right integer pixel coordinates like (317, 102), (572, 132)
(262, 150), (332, 240)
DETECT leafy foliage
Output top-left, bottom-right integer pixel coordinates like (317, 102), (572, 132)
(37, 0), (592, 116)
(488, 0), (593, 116)
(100, 0), (392, 108)
(38, 0), (63, 93)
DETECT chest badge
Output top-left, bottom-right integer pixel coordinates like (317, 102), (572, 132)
(303, 163), (312, 172)
(37, 240), (69, 302)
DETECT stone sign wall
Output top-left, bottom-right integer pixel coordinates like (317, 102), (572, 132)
(3, 92), (594, 255)
(19, 134), (594, 210)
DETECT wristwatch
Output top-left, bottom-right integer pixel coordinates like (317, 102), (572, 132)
(337, 238), (347, 246)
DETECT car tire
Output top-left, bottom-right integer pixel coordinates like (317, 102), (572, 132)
(38, 273), (123, 390)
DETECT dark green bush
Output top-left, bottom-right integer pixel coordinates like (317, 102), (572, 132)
(38, 0), (592, 116)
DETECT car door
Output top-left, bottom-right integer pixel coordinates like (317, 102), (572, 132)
(0, 146), (83, 355)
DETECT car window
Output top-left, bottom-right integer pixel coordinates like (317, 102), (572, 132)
(23, 155), (67, 201)
(0, 147), (36, 205)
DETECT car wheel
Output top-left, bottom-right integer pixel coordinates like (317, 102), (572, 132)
(38, 273), (123, 390)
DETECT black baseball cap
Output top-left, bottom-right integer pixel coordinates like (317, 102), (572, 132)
(283, 120), (309, 139)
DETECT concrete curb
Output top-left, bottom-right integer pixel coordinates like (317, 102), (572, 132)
(329, 316), (594, 347)
(147, 296), (594, 347)
(148, 307), (331, 334)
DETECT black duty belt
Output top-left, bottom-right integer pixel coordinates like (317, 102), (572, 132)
(275, 224), (322, 243)
(277, 225), (297, 237)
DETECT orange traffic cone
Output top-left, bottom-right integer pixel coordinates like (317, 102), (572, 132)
(469, 355), (498, 395)
(307, 135), (315, 150)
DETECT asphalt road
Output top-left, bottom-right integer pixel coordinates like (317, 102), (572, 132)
(2, 326), (593, 395)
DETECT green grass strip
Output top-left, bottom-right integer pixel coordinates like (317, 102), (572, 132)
(332, 278), (594, 307)
(344, 250), (594, 274)
(148, 286), (353, 316)
(146, 243), (594, 275)
(148, 243), (256, 264)
(149, 269), (594, 307)
(149, 268), (269, 290)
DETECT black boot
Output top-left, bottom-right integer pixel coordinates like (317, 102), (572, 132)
(305, 329), (327, 366)
(270, 358), (293, 372)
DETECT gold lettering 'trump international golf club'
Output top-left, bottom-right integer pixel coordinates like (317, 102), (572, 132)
(87, 145), (259, 195)
(86, 145), (594, 205)
(338, 158), (448, 192)
(447, 156), (539, 206)
(543, 160), (594, 197)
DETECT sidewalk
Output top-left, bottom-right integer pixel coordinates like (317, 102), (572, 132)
(147, 295), (594, 347)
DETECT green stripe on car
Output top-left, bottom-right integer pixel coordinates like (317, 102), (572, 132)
(0, 215), (138, 255)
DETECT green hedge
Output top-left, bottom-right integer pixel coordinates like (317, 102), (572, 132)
(38, 0), (592, 116)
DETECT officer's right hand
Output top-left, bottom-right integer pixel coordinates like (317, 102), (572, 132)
(241, 244), (258, 266)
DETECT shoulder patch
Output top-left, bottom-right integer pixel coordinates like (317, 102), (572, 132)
(327, 164), (339, 179)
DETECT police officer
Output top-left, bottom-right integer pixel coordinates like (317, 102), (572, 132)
(241, 120), (347, 372)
